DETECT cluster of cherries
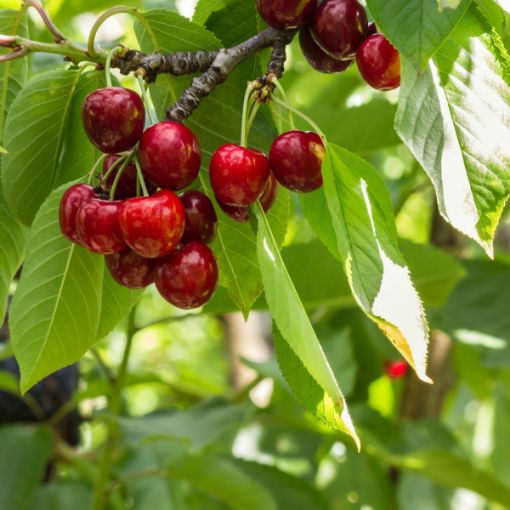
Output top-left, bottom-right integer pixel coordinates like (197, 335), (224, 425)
(258, 0), (401, 90)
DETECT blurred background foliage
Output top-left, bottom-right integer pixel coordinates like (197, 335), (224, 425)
(1, 1), (510, 509)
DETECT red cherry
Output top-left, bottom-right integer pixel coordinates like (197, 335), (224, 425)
(260, 173), (279, 212)
(356, 34), (401, 91)
(59, 184), (96, 244)
(119, 190), (185, 259)
(299, 26), (354, 73)
(257, 0), (317, 29)
(180, 190), (218, 245)
(102, 155), (156, 199)
(155, 242), (218, 310)
(269, 131), (325, 192)
(384, 360), (409, 379)
(210, 144), (270, 206)
(82, 87), (145, 154)
(105, 249), (156, 289)
(311, 0), (368, 60)
(218, 201), (250, 223)
(138, 121), (201, 191)
(75, 198), (126, 254)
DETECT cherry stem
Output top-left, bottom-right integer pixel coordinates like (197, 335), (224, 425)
(109, 153), (134, 200)
(87, 6), (140, 59)
(240, 84), (255, 147)
(88, 154), (108, 185)
(100, 154), (127, 184)
(272, 79), (295, 130)
(136, 74), (158, 125)
(24, 0), (67, 43)
(271, 96), (326, 142)
(133, 155), (149, 197)
(105, 46), (121, 88)
(246, 101), (261, 137)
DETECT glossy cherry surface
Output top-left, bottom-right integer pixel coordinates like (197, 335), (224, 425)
(82, 87), (145, 154)
(59, 184), (96, 244)
(311, 0), (368, 60)
(75, 198), (125, 254)
(155, 242), (218, 310)
(269, 131), (325, 192)
(299, 26), (353, 74)
(210, 144), (270, 206)
(218, 201), (250, 223)
(105, 249), (156, 289)
(356, 34), (401, 91)
(259, 173), (279, 212)
(119, 190), (185, 259)
(138, 121), (201, 190)
(180, 190), (218, 245)
(257, 0), (317, 29)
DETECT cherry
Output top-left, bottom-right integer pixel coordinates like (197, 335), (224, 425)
(367, 22), (377, 37)
(210, 144), (270, 206)
(311, 0), (368, 60)
(138, 121), (201, 191)
(155, 242), (218, 310)
(299, 26), (353, 74)
(105, 249), (156, 289)
(384, 360), (409, 379)
(180, 190), (218, 245)
(218, 201), (250, 223)
(59, 184), (96, 244)
(75, 198), (125, 254)
(102, 156), (138, 199)
(82, 87), (145, 154)
(119, 190), (185, 259)
(257, 0), (317, 29)
(260, 173), (279, 212)
(356, 34), (401, 91)
(269, 130), (325, 192)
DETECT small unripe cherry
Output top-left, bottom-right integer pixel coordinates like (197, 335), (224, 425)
(180, 190), (218, 245)
(257, 0), (318, 29)
(59, 184), (96, 244)
(82, 87), (145, 154)
(155, 242), (218, 310)
(356, 34), (401, 91)
(269, 130), (325, 193)
(105, 249), (156, 289)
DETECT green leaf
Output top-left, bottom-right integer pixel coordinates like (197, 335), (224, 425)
(396, 10), (510, 255)
(2, 68), (84, 225)
(0, 426), (52, 510)
(10, 185), (103, 393)
(366, 0), (471, 68)
(303, 145), (430, 382)
(0, 192), (26, 323)
(192, 0), (229, 24)
(254, 203), (359, 447)
(35, 482), (92, 510)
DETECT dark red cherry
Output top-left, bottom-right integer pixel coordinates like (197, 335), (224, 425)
(155, 242), (218, 310)
(269, 131), (325, 192)
(367, 22), (377, 37)
(102, 155), (156, 199)
(356, 34), (401, 91)
(299, 26), (353, 74)
(180, 190), (218, 245)
(311, 0), (368, 60)
(82, 87), (145, 154)
(75, 198), (125, 254)
(385, 360), (409, 379)
(210, 144), (270, 206)
(218, 201), (250, 223)
(138, 121), (201, 191)
(105, 249), (156, 289)
(119, 190), (185, 259)
(257, 0), (317, 29)
(59, 184), (96, 244)
(259, 173), (279, 212)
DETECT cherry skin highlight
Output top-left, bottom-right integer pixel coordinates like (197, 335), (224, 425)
(59, 184), (96, 244)
(105, 249), (156, 289)
(138, 121), (201, 190)
(257, 0), (317, 29)
(75, 198), (126, 254)
(299, 26), (353, 73)
(356, 34), (401, 91)
(82, 87), (145, 154)
(210, 144), (270, 206)
(180, 190), (218, 245)
(119, 189), (185, 259)
(269, 131), (325, 192)
(155, 242), (218, 310)
(259, 173), (279, 212)
(311, 0), (368, 60)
